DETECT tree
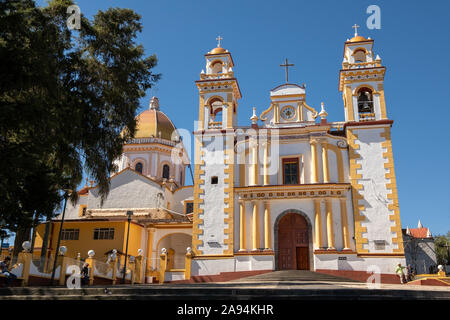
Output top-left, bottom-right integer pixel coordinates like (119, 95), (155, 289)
(434, 231), (450, 265)
(0, 0), (160, 256)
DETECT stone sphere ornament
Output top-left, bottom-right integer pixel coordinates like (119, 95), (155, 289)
(59, 246), (67, 256)
(88, 250), (95, 258)
(22, 241), (31, 252)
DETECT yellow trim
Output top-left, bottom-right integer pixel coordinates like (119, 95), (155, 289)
(346, 129), (368, 253)
(146, 228), (155, 274)
(251, 201), (259, 250)
(264, 202), (271, 249)
(352, 84), (378, 96)
(314, 199), (322, 248)
(321, 142), (330, 183)
(339, 198), (350, 249)
(78, 205), (87, 217)
(325, 199), (335, 249)
(377, 83), (387, 119)
(310, 140), (319, 183)
(326, 143), (345, 183)
(223, 134), (235, 255)
(259, 103), (274, 121)
(270, 93), (305, 99)
(183, 200), (194, 215)
(302, 102), (318, 119)
(344, 86), (355, 121)
(239, 202), (246, 251)
(380, 127), (404, 254)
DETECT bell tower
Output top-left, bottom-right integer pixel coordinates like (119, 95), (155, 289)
(342, 27), (404, 257)
(192, 38), (242, 257)
(339, 25), (387, 122)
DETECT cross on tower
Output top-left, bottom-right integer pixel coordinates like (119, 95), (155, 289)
(352, 24), (360, 37)
(216, 35), (223, 47)
(280, 58), (294, 83)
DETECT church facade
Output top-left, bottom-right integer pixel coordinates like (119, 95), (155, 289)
(35, 30), (405, 283)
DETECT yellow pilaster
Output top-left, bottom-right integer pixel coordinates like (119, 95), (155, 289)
(264, 202), (271, 250)
(184, 250), (192, 280)
(158, 251), (167, 284)
(345, 86), (355, 121)
(326, 199), (335, 250)
(239, 201), (246, 251)
(146, 228), (155, 277)
(274, 104), (279, 122)
(251, 201), (259, 251)
(250, 141), (259, 186)
(339, 198), (350, 250)
(321, 142), (330, 183)
(263, 142), (269, 185)
(310, 139), (319, 183)
(314, 200), (323, 249)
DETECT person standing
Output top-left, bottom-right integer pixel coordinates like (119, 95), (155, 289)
(395, 263), (406, 284)
(0, 256), (17, 287)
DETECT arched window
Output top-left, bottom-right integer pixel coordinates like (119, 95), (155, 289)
(354, 49), (366, 63)
(357, 88), (374, 113)
(135, 162), (143, 174)
(211, 61), (223, 74)
(162, 164), (170, 180)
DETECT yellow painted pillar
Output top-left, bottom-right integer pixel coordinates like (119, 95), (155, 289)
(250, 141), (259, 186)
(314, 200), (323, 249)
(326, 199), (335, 250)
(264, 202), (271, 250)
(111, 259), (117, 285)
(184, 249), (193, 280)
(239, 201), (246, 252)
(274, 104), (279, 122)
(340, 198), (350, 250)
(263, 142), (269, 185)
(18, 252), (32, 287)
(158, 250), (167, 284)
(321, 142), (330, 183)
(58, 256), (69, 286)
(85, 257), (95, 286)
(310, 139), (319, 183)
(129, 259), (136, 285)
(146, 228), (155, 282)
(251, 201), (259, 251)
(135, 255), (143, 284)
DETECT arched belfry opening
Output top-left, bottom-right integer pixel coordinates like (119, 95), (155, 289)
(357, 87), (374, 114)
(274, 210), (313, 270)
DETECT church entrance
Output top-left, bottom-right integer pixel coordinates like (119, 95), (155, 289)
(277, 212), (309, 270)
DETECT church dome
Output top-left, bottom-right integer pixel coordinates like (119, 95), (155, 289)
(134, 97), (177, 141)
(209, 47), (227, 54)
(349, 35), (368, 42)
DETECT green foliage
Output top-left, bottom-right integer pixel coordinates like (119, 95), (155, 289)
(0, 0), (160, 231)
(434, 231), (450, 265)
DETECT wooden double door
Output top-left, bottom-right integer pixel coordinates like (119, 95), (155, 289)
(277, 212), (310, 270)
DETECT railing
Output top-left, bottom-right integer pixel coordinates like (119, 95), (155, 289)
(359, 112), (376, 121)
(200, 72), (233, 80)
(345, 61), (380, 69)
(208, 121), (222, 129)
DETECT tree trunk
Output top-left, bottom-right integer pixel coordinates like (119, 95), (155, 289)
(40, 212), (52, 262)
(30, 212), (39, 254)
(12, 227), (31, 259)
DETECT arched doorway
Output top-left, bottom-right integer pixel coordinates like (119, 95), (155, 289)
(277, 212), (310, 270)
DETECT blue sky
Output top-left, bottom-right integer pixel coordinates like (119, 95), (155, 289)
(26, 0), (449, 239)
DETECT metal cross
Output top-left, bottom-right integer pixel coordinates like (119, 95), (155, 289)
(352, 24), (360, 37)
(280, 58), (294, 83)
(216, 35), (223, 47)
